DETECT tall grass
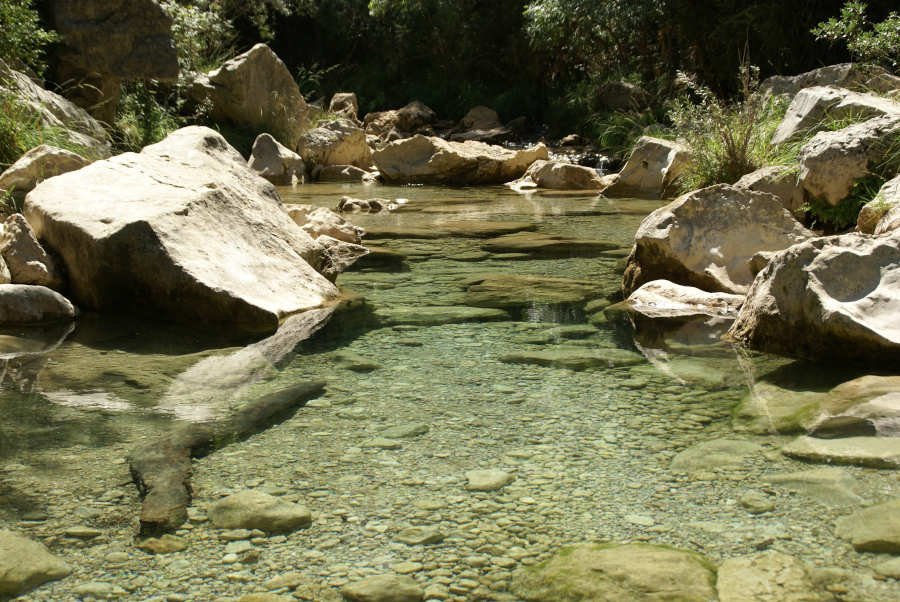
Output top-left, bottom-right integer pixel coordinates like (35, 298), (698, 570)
(0, 91), (93, 167)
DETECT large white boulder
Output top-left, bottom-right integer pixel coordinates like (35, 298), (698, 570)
(771, 86), (900, 145)
(761, 63), (900, 97)
(190, 44), (310, 149)
(799, 115), (900, 206)
(623, 184), (813, 295)
(364, 100), (436, 141)
(328, 92), (359, 122)
(373, 135), (548, 185)
(729, 230), (900, 363)
(0, 213), (63, 289)
(507, 159), (603, 191)
(0, 284), (75, 324)
(601, 136), (691, 199)
(734, 165), (805, 217)
(296, 118), (372, 168)
(858, 175), (900, 235)
(24, 126), (339, 334)
(247, 133), (305, 185)
(0, 145), (90, 196)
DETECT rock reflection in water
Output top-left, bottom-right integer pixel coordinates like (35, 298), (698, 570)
(0, 322), (75, 393)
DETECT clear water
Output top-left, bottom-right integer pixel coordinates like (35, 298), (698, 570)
(1, 183), (897, 600)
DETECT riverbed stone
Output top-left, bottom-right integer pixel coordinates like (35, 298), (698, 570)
(716, 551), (827, 602)
(248, 133), (305, 185)
(771, 86), (900, 145)
(601, 136), (691, 199)
(507, 159), (604, 191)
(296, 118), (372, 168)
(762, 63), (900, 97)
(341, 574), (424, 602)
(782, 436), (900, 469)
(380, 422), (429, 439)
(190, 44), (310, 149)
(0, 284), (76, 324)
(613, 279), (744, 321)
(375, 305), (509, 326)
(0, 145), (89, 196)
(729, 231), (900, 363)
(768, 468), (864, 507)
(481, 231), (618, 258)
(136, 534), (187, 554)
(836, 499), (900, 553)
(373, 135), (548, 185)
(208, 490), (312, 533)
(734, 165), (805, 217)
(798, 114), (900, 206)
(0, 530), (71, 596)
(623, 184), (813, 295)
(364, 100), (436, 141)
(462, 273), (606, 310)
(511, 542), (716, 602)
(0, 213), (63, 289)
(858, 174), (900, 234)
(395, 526), (445, 545)
(671, 438), (762, 472)
(366, 220), (534, 240)
(465, 469), (514, 491)
(500, 347), (644, 371)
(24, 126), (338, 333)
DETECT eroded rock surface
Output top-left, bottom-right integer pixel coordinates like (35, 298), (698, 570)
(0, 145), (89, 197)
(0, 530), (71, 597)
(858, 174), (900, 235)
(507, 159), (604, 191)
(601, 136), (690, 199)
(734, 165), (805, 217)
(248, 133), (305, 185)
(296, 118), (372, 168)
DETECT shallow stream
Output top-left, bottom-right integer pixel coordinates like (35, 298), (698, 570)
(1, 183), (898, 601)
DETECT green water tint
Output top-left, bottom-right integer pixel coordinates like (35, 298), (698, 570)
(1, 183), (896, 600)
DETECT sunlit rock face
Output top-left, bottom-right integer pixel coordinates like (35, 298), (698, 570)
(729, 230), (900, 364)
(24, 126), (339, 334)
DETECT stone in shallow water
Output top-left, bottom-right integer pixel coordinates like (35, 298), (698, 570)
(511, 542), (716, 602)
(716, 551), (827, 602)
(341, 574), (424, 602)
(465, 469), (514, 491)
(768, 468), (864, 507)
(500, 347), (644, 371)
(874, 557), (900, 579)
(395, 526), (445, 545)
(462, 273), (606, 310)
(481, 231), (619, 258)
(670, 438), (763, 472)
(380, 423), (429, 439)
(137, 534), (187, 554)
(781, 436), (900, 469)
(836, 498), (900, 553)
(363, 437), (403, 450)
(208, 490), (311, 534)
(375, 305), (510, 326)
(363, 220), (534, 239)
(0, 530), (71, 596)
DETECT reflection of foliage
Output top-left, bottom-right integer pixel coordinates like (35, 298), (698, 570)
(0, 0), (59, 75)
(812, 1), (900, 70)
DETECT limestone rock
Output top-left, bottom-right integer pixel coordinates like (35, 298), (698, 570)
(0, 60), (110, 156)
(462, 273), (606, 311)
(761, 63), (900, 97)
(191, 44), (310, 149)
(782, 436), (900, 469)
(481, 231), (617, 258)
(0, 530), (71, 596)
(798, 115), (900, 206)
(373, 135), (548, 185)
(364, 101), (436, 141)
(341, 574), (424, 602)
(671, 438), (762, 472)
(395, 526), (444, 545)
(601, 136), (691, 199)
(287, 206), (365, 245)
(337, 197), (394, 213)
(0, 284), (75, 324)
(717, 551), (827, 602)
(450, 106), (511, 144)
(296, 119), (372, 168)
(0, 213), (63, 289)
(314, 235), (369, 282)
(329, 92), (359, 122)
(46, 0), (178, 122)
(734, 165), (805, 217)
(511, 542), (717, 602)
(729, 231), (900, 363)
(500, 348), (644, 371)
(768, 468), (864, 507)
(624, 184), (813, 295)
(465, 469), (514, 492)
(615, 280), (744, 321)
(374, 305), (509, 327)
(507, 159), (604, 191)
(858, 174), (900, 234)
(771, 86), (900, 145)
(316, 165), (375, 182)
(248, 134), (305, 185)
(208, 490), (312, 534)
(0, 145), (89, 196)
(24, 126), (338, 333)
(836, 499), (900, 553)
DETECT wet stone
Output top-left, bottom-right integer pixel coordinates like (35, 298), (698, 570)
(395, 526), (446, 545)
(466, 470), (514, 492)
(380, 422), (430, 439)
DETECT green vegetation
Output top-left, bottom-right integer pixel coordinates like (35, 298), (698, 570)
(0, 0), (58, 75)
(812, 1), (900, 70)
(0, 91), (92, 167)
(113, 82), (182, 153)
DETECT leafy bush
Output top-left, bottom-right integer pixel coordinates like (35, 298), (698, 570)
(113, 82), (181, 152)
(812, 1), (900, 70)
(161, 1), (237, 77)
(0, 0), (58, 75)
(665, 67), (791, 192)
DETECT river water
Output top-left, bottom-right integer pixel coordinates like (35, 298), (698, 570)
(1, 183), (897, 600)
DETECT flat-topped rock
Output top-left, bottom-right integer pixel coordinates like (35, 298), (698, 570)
(671, 438), (762, 472)
(768, 468), (864, 507)
(208, 490), (312, 534)
(465, 469), (514, 492)
(500, 347), (644, 371)
(836, 499), (900, 553)
(341, 574), (424, 602)
(462, 273), (606, 310)
(511, 542), (716, 602)
(0, 530), (71, 597)
(364, 220), (535, 240)
(613, 280), (744, 320)
(716, 551), (827, 602)
(375, 305), (510, 326)
(24, 127), (338, 333)
(782, 436), (900, 469)
(481, 231), (619, 258)
(507, 159), (604, 191)
(373, 135), (547, 185)
(0, 145), (89, 196)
